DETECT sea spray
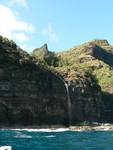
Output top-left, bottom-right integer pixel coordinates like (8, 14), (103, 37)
(9, 128), (69, 132)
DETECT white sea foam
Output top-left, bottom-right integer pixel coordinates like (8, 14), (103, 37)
(14, 135), (32, 138)
(5, 128), (112, 132)
(28, 129), (53, 132)
(70, 129), (84, 132)
(28, 128), (69, 132)
(8, 128), (69, 132)
(42, 135), (56, 138)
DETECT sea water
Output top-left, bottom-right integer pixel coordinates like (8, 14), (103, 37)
(1, 128), (113, 150)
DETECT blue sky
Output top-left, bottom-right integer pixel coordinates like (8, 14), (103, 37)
(0, 0), (113, 53)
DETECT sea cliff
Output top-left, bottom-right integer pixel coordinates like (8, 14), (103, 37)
(0, 36), (103, 127)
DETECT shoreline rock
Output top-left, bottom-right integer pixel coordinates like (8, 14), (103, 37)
(69, 124), (113, 131)
(1, 124), (113, 131)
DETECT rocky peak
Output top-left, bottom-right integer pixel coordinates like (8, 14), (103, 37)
(43, 43), (48, 51)
(32, 43), (50, 57)
(91, 39), (109, 47)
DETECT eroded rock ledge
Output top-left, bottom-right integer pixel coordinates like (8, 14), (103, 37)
(69, 124), (113, 131)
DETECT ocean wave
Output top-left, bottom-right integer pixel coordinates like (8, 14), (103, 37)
(27, 128), (69, 132)
(14, 135), (32, 138)
(42, 135), (56, 138)
(8, 128), (69, 132)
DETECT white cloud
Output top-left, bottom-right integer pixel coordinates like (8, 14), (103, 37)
(42, 23), (58, 42)
(9, 0), (28, 8)
(0, 4), (34, 42)
(20, 44), (35, 53)
(14, 33), (28, 43)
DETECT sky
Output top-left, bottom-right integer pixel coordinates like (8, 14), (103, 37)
(0, 0), (113, 53)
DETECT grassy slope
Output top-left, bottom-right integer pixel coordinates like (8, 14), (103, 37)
(2, 35), (113, 93)
(0, 36), (50, 72)
(56, 39), (113, 93)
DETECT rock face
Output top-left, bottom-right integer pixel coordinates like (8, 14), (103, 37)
(91, 39), (110, 47)
(32, 43), (52, 57)
(0, 67), (68, 125)
(0, 67), (102, 126)
(0, 36), (103, 127)
(68, 79), (102, 124)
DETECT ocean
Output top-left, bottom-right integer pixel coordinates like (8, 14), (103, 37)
(1, 128), (113, 150)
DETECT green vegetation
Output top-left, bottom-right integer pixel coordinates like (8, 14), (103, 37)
(43, 54), (69, 67)
(44, 53), (60, 67)
(0, 36), (50, 71)
(54, 39), (113, 93)
(77, 121), (91, 126)
(1, 35), (113, 94)
(30, 38), (113, 93)
(33, 38), (113, 93)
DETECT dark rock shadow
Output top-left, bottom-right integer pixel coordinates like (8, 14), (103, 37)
(101, 92), (113, 123)
(93, 45), (113, 67)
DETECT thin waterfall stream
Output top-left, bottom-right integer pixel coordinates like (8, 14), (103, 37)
(59, 77), (72, 126)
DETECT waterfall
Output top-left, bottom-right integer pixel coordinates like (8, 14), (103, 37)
(59, 77), (72, 126)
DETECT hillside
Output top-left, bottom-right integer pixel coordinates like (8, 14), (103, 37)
(0, 35), (103, 126)
(30, 39), (113, 123)
(31, 39), (113, 94)
(1, 35), (113, 125)
(55, 39), (113, 93)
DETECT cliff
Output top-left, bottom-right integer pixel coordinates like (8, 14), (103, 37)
(0, 36), (103, 127)
(56, 39), (113, 123)
(31, 43), (52, 57)
(56, 39), (113, 93)
(32, 39), (113, 123)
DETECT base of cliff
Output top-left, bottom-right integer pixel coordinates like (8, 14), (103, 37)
(69, 124), (113, 131)
(1, 124), (113, 131)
